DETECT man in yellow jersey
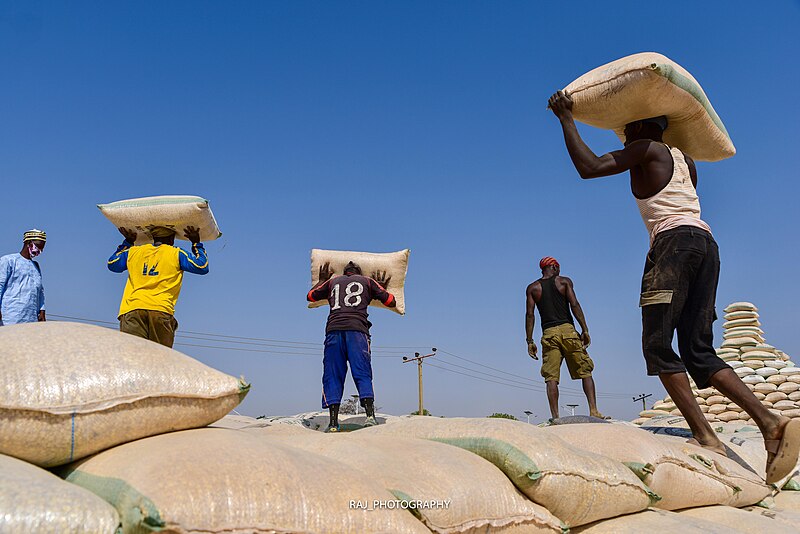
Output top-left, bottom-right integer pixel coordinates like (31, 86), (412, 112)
(107, 225), (209, 347)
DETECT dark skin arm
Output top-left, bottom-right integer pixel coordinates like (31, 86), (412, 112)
(184, 226), (201, 244)
(311, 262), (335, 291)
(525, 282), (541, 359)
(370, 270), (397, 308)
(118, 227), (137, 243)
(561, 277), (590, 348)
(548, 91), (679, 198)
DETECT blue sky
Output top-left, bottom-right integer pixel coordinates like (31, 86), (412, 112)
(1, 1), (798, 422)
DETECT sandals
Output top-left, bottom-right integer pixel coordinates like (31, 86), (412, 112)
(765, 419), (800, 485)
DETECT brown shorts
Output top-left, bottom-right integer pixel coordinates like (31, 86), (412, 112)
(540, 323), (594, 383)
(119, 309), (178, 348)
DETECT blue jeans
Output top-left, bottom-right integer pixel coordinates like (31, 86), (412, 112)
(321, 330), (374, 408)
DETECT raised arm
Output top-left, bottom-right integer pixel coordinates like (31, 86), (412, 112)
(178, 226), (209, 275)
(107, 241), (132, 273)
(548, 91), (650, 179)
(563, 277), (590, 348)
(368, 274), (396, 308)
(525, 284), (538, 359)
(307, 263), (334, 302)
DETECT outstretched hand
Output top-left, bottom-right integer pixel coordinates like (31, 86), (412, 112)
(319, 262), (334, 283)
(183, 226), (201, 244)
(118, 227), (137, 243)
(371, 270), (392, 290)
(548, 90), (573, 120)
(528, 341), (539, 360)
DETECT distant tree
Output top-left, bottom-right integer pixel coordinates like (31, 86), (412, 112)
(410, 409), (432, 416)
(487, 412), (518, 420)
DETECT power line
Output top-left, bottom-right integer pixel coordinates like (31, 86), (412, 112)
(48, 313), (636, 397)
(438, 348), (633, 399)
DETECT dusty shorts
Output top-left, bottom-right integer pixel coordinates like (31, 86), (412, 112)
(540, 323), (594, 383)
(119, 309), (178, 348)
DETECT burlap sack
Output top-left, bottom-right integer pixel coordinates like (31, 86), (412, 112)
(547, 424), (769, 510)
(774, 490), (800, 512)
(563, 52), (734, 161)
(260, 431), (566, 533)
(98, 195), (222, 245)
(572, 509), (734, 534)
(724, 302), (757, 313)
(0, 453), (120, 533)
(678, 505), (797, 534)
(60, 428), (429, 534)
(308, 248), (410, 315)
(359, 417), (657, 527)
(0, 322), (248, 467)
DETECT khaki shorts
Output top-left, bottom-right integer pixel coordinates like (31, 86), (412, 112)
(540, 323), (594, 383)
(120, 309), (178, 348)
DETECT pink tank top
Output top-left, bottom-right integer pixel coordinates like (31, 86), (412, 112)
(635, 145), (712, 244)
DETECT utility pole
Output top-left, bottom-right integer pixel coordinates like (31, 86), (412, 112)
(403, 348), (436, 416)
(524, 410), (533, 424)
(566, 404), (578, 416)
(633, 393), (652, 412)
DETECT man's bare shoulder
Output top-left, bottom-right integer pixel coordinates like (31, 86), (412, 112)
(526, 280), (542, 294)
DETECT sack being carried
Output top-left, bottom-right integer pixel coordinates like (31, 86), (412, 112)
(308, 248), (410, 315)
(564, 52), (735, 162)
(98, 195), (222, 245)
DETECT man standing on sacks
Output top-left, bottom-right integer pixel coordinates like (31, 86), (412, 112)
(547, 89), (800, 484)
(108, 225), (208, 348)
(307, 261), (396, 432)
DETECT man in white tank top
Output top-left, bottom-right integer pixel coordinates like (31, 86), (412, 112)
(546, 90), (799, 484)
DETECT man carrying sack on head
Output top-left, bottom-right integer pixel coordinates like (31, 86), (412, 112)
(547, 88), (800, 483)
(108, 225), (208, 348)
(0, 229), (47, 326)
(307, 261), (395, 432)
(525, 256), (606, 420)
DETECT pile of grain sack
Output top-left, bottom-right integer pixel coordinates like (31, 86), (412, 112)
(635, 302), (799, 426)
(3, 321), (800, 533)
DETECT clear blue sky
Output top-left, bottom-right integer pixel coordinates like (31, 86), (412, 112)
(2, 1), (798, 422)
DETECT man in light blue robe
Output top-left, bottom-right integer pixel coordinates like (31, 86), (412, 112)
(0, 229), (47, 326)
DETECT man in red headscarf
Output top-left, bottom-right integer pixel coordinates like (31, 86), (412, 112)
(525, 256), (606, 420)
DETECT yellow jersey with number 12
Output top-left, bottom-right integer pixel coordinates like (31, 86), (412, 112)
(118, 244), (183, 317)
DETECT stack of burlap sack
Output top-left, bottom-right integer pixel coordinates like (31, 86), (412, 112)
(635, 302), (800, 427)
(1, 320), (795, 534)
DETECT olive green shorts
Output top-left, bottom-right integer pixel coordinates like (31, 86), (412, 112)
(119, 309), (178, 348)
(540, 323), (594, 383)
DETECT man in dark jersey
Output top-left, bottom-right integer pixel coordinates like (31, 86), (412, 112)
(547, 89), (800, 483)
(307, 260), (396, 432)
(526, 256), (605, 420)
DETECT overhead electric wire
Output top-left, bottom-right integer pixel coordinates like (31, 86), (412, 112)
(49, 313), (636, 397)
(437, 348), (633, 399)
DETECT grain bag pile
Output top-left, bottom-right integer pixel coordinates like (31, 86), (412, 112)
(634, 301), (799, 426)
(0, 322), (249, 467)
(59, 428), (431, 534)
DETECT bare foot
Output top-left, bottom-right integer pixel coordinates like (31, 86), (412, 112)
(687, 437), (728, 457)
(590, 411), (610, 420)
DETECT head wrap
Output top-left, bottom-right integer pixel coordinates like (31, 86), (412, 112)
(23, 229), (47, 243)
(149, 226), (176, 239)
(343, 261), (362, 275)
(642, 116), (668, 131)
(539, 256), (559, 269)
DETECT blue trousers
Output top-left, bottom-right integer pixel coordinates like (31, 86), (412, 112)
(322, 330), (374, 408)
